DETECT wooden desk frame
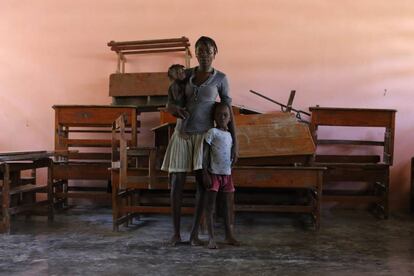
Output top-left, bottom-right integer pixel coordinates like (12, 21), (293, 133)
(309, 107), (396, 218)
(0, 151), (53, 234)
(52, 105), (139, 206)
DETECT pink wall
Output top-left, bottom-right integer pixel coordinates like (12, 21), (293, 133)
(1, 1), (413, 211)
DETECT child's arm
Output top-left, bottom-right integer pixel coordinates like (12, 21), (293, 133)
(166, 83), (189, 119)
(202, 141), (212, 189)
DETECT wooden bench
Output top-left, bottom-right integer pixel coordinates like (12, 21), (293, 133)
(0, 151), (53, 234)
(309, 107), (396, 218)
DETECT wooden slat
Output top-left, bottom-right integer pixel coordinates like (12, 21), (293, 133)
(108, 37), (189, 47)
(233, 167), (324, 188)
(235, 205), (313, 213)
(309, 107), (396, 127)
(9, 184), (46, 195)
(322, 195), (382, 203)
(122, 48), (186, 55)
(112, 42), (190, 51)
(0, 152), (52, 162)
(237, 155), (311, 166)
(67, 152), (112, 160)
(65, 139), (113, 147)
(317, 140), (384, 146)
(314, 155), (381, 163)
(8, 200), (49, 215)
(55, 192), (111, 200)
(120, 206), (194, 214)
(109, 73), (170, 97)
(53, 163), (110, 180)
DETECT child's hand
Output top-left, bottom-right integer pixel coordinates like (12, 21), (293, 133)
(231, 145), (239, 167)
(203, 171), (212, 189)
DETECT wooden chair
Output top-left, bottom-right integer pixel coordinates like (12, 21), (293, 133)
(309, 107), (396, 218)
(0, 151), (53, 234)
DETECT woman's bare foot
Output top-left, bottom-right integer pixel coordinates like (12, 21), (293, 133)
(224, 237), (240, 246)
(189, 236), (204, 246)
(207, 239), (219, 249)
(169, 234), (182, 246)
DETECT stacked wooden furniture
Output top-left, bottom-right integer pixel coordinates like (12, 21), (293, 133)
(53, 105), (139, 206)
(309, 107), (396, 218)
(112, 110), (326, 231)
(108, 37), (191, 109)
(111, 115), (182, 231)
(0, 151), (53, 233)
(233, 112), (325, 230)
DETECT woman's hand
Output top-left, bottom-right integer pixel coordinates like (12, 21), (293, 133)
(175, 107), (189, 120)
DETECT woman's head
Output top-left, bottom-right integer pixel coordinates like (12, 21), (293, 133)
(195, 36), (218, 70)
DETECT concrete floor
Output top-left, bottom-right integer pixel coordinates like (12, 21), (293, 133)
(0, 207), (414, 276)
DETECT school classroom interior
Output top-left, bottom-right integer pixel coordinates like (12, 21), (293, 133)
(1, 1), (414, 275)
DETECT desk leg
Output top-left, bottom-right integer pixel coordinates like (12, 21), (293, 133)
(315, 171), (323, 231)
(48, 160), (54, 222)
(2, 165), (11, 234)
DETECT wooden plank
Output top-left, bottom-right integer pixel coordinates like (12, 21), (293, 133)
(0, 152), (52, 162)
(322, 195), (382, 203)
(55, 106), (136, 126)
(109, 73), (170, 97)
(120, 206), (194, 214)
(108, 37), (189, 47)
(237, 155), (311, 166)
(67, 152), (112, 160)
(309, 107), (396, 127)
(236, 123), (315, 158)
(314, 155), (380, 163)
(53, 163), (110, 180)
(0, 150), (47, 156)
(9, 184), (47, 195)
(55, 192), (111, 200)
(235, 205), (313, 213)
(113, 42), (190, 51)
(317, 140), (384, 146)
(233, 167), (323, 188)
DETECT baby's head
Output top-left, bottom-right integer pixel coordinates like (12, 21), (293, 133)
(213, 102), (231, 130)
(167, 64), (186, 81)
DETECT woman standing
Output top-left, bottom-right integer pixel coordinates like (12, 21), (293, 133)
(162, 36), (238, 246)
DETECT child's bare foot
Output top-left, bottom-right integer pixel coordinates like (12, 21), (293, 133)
(207, 239), (219, 249)
(189, 236), (204, 246)
(169, 235), (182, 246)
(224, 237), (240, 246)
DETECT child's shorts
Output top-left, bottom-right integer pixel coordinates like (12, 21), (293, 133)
(209, 174), (235, 193)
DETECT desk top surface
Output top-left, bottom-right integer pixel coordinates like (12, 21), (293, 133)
(0, 151), (53, 162)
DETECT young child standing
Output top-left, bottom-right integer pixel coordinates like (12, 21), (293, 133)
(203, 102), (240, 249)
(166, 64), (189, 139)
